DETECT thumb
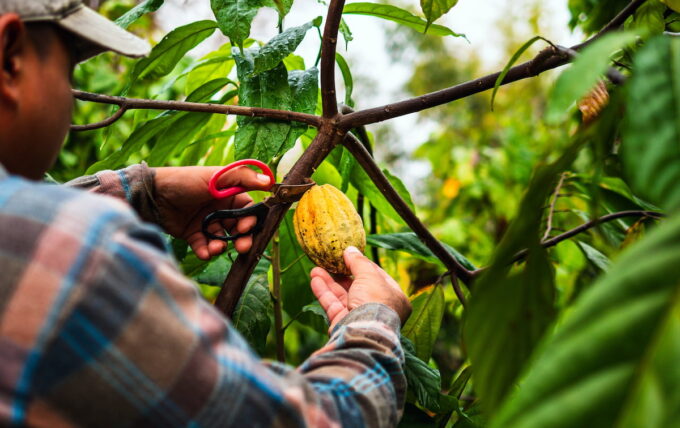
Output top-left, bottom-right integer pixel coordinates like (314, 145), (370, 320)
(217, 165), (272, 191)
(343, 246), (376, 278)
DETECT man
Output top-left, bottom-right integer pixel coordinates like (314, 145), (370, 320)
(0, 1), (411, 427)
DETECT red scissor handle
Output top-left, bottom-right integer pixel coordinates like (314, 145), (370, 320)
(208, 159), (275, 199)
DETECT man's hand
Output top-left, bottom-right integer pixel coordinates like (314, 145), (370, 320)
(153, 166), (272, 260)
(310, 246), (412, 331)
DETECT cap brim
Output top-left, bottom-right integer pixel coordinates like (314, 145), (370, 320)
(57, 6), (150, 62)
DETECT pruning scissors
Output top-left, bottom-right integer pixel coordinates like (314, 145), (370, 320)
(201, 159), (315, 242)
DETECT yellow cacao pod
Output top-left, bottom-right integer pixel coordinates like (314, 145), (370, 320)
(293, 184), (366, 275)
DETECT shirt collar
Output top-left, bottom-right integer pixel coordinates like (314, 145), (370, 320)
(0, 163), (8, 180)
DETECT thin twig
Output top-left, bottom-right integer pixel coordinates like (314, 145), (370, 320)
(343, 132), (473, 288)
(522, 211), (663, 266)
(272, 231), (285, 363)
(543, 172), (567, 241)
(71, 90), (322, 128)
(70, 106), (128, 131)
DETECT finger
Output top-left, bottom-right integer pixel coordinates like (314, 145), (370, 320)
(234, 235), (253, 253)
(236, 215), (257, 234)
(312, 266), (351, 293)
(343, 246), (379, 278)
(216, 165), (272, 192)
(311, 277), (349, 324)
(186, 232), (210, 260)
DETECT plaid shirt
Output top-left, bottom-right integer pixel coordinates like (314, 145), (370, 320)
(0, 164), (406, 427)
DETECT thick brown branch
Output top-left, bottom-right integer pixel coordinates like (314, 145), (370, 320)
(320, 0), (345, 118)
(71, 90), (322, 128)
(70, 106), (128, 131)
(216, 123), (344, 316)
(342, 133), (473, 292)
(338, 0), (645, 129)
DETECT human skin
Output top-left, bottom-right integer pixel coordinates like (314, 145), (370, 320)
(0, 14), (410, 323)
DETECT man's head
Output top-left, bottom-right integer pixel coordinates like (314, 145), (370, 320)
(0, 0), (150, 180)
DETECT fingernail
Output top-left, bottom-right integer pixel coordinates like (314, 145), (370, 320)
(345, 246), (360, 254)
(257, 173), (271, 184)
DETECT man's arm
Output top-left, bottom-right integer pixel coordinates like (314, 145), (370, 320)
(66, 163), (160, 224)
(24, 214), (406, 427)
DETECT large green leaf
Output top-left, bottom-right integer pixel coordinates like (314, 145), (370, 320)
(232, 258), (273, 355)
(492, 212), (680, 428)
(402, 285), (445, 362)
(350, 164), (415, 224)
(279, 67), (319, 159)
(464, 140), (583, 415)
(233, 47), (292, 163)
(420, 0), (458, 30)
(335, 52), (354, 107)
(343, 3), (464, 38)
(402, 337), (458, 414)
(622, 35), (680, 212)
(185, 43), (235, 94)
(252, 21), (314, 75)
(546, 31), (637, 123)
(279, 212), (316, 318)
(367, 232), (476, 270)
(211, 0), (264, 48)
(115, 0), (164, 29)
(131, 20), (217, 81)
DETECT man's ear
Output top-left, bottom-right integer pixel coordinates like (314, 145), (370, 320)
(0, 14), (27, 103)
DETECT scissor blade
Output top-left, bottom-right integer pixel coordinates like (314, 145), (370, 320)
(267, 181), (316, 205)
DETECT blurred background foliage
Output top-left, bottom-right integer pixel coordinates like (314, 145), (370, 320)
(54, 0), (680, 426)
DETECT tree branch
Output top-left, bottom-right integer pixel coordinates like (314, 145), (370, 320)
(509, 210), (663, 266)
(342, 132), (473, 292)
(70, 106), (128, 131)
(337, 0), (645, 130)
(320, 0), (345, 118)
(71, 90), (322, 128)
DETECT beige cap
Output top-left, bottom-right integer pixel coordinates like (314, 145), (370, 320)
(0, 0), (151, 62)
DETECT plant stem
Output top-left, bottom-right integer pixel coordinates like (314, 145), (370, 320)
(71, 90), (321, 130)
(272, 231), (285, 363)
(320, 0), (345, 118)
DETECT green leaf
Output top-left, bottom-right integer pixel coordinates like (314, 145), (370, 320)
(546, 31), (637, 123)
(211, 0), (265, 48)
(279, 212), (317, 317)
(492, 212), (680, 428)
(185, 43), (234, 94)
(402, 336), (458, 413)
(577, 241), (611, 272)
(335, 52), (354, 107)
(349, 165), (414, 224)
(339, 148), (354, 193)
(233, 47), (292, 163)
(343, 3), (464, 38)
(115, 0), (164, 29)
(420, 0), (458, 31)
(632, 0), (667, 36)
(279, 67), (319, 158)
(403, 285), (445, 362)
(491, 36), (547, 111)
(367, 232), (476, 270)
(252, 22), (314, 75)
(464, 140), (583, 415)
(146, 112), (212, 166)
(131, 20), (217, 81)
(297, 301), (330, 335)
(339, 18), (354, 49)
(267, 0), (293, 18)
(233, 258), (272, 355)
(623, 35), (680, 211)
(283, 53), (306, 71)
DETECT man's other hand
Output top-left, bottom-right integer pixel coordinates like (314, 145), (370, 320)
(153, 166), (272, 260)
(310, 246), (411, 331)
